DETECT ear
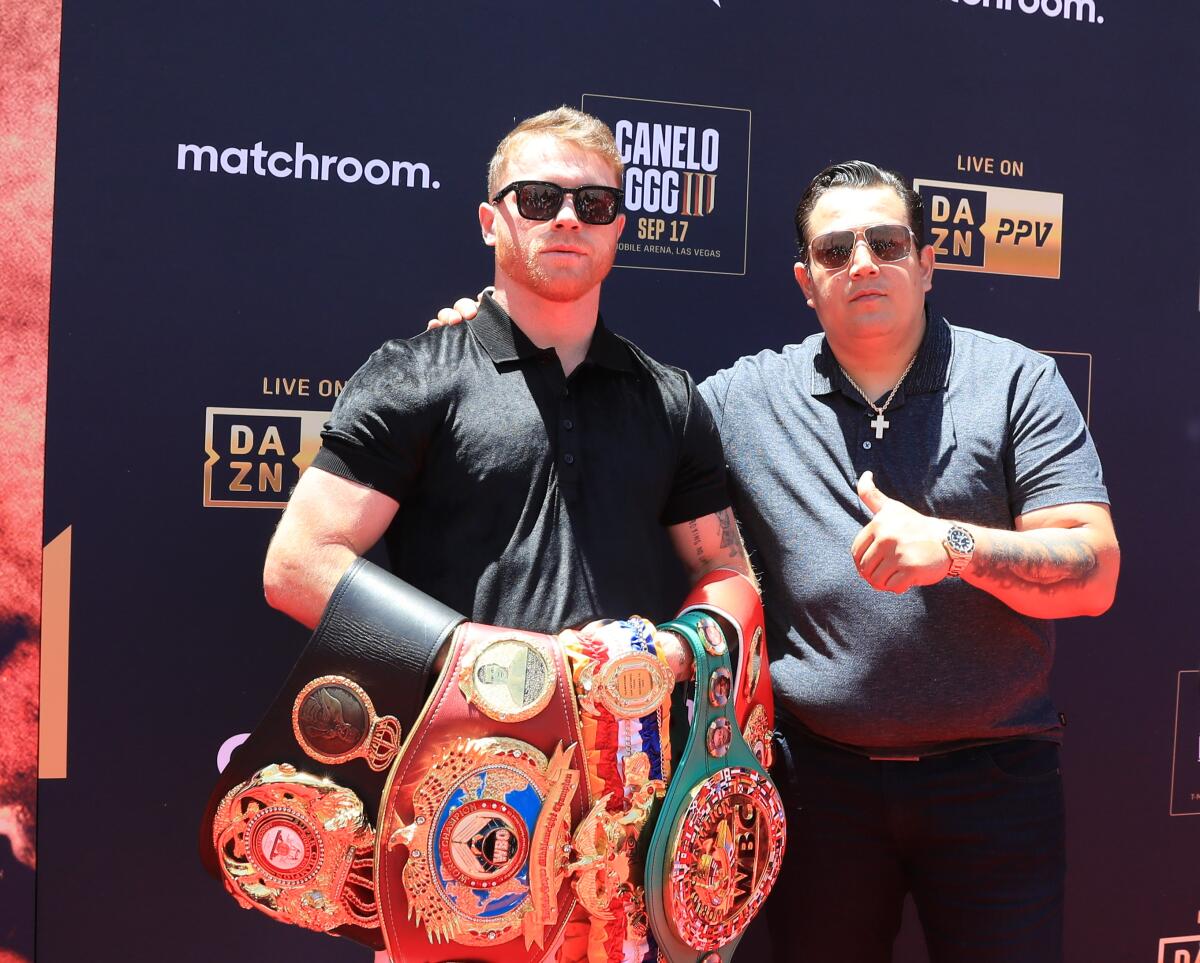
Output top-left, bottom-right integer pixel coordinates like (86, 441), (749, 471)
(613, 212), (626, 237)
(917, 242), (935, 293)
(479, 202), (498, 247)
(794, 261), (816, 309)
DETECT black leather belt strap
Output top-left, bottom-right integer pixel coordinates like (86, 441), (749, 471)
(198, 558), (466, 902)
(318, 558), (466, 723)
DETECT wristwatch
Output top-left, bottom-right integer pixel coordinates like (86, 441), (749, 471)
(943, 524), (975, 579)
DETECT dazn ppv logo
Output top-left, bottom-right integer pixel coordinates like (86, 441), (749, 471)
(914, 179), (1064, 279)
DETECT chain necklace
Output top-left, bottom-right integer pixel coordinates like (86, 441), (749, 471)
(838, 351), (919, 440)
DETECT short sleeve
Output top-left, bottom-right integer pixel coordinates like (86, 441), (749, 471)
(1007, 356), (1109, 517)
(660, 372), (731, 526)
(311, 339), (438, 503)
(697, 365), (734, 437)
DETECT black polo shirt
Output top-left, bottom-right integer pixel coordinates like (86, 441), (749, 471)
(313, 295), (729, 632)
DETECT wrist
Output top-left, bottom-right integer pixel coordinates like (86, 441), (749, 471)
(942, 522), (976, 579)
(656, 629), (695, 683)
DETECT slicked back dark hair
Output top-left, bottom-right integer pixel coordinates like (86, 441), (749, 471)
(795, 160), (925, 262)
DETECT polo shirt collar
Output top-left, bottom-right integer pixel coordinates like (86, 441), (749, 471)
(810, 307), (952, 398)
(468, 293), (634, 373)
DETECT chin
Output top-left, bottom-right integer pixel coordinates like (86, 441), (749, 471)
(842, 310), (893, 328)
(529, 264), (612, 303)
(532, 278), (602, 303)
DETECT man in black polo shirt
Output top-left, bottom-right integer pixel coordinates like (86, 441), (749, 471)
(264, 106), (750, 687)
(699, 161), (1120, 963)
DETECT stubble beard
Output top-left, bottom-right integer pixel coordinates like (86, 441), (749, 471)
(498, 235), (616, 304)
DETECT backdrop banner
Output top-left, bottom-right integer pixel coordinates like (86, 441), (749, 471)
(37, 1), (1199, 961)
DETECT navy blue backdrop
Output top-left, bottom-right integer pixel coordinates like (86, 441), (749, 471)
(40, 1), (1200, 960)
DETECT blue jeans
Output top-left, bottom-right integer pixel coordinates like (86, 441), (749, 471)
(765, 721), (1065, 963)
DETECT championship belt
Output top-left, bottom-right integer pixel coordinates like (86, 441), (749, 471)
(558, 618), (675, 963)
(200, 559), (466, 949)
(678, 568), (775, 768)
(643, 613), (786, 963)
(375, 623), (588, 963)
(203, 560), (754, 962)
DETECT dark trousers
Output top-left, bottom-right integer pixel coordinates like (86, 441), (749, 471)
(765, 722), (1066, 963)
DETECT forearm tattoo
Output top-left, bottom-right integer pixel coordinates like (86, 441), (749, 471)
(972, 529), (1098, 589)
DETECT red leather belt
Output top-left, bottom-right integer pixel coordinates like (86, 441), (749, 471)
(375, 623), (590, 963)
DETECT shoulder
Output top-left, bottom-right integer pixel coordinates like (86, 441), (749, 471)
(395, 320), (481, 362)
(352, 323), (480, 382)
(948, 322), (1056, 375)
(608, 331), (697, 396)
(335, 325), (483, 420)
(946, 322), (1081, 429)
(701, 335), (821, 403)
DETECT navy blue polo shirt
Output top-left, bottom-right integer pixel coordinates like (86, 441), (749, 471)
(700, 315), (1109, 754)
(313, 295), (730, 633)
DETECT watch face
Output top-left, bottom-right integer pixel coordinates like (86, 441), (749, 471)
(947, 526), (975, 554)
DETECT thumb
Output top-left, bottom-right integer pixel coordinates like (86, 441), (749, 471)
(857, 470), (890, 514)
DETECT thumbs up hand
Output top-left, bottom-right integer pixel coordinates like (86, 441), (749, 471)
(856, 470), (892, 515)
(850, 471), (954, 593)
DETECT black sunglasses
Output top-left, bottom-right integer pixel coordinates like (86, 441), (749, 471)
(491, 180), (624, 225)
(805, 224), (916, 271)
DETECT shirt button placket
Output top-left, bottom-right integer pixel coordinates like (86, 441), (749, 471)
(559, 382), (579, 499)
(852, 407), (880, 477)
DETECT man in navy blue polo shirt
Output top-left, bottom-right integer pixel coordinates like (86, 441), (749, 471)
(699, 161), (1120, 963)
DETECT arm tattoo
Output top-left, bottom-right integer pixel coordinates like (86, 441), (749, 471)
(688, 518), (705, 563)
(972, 529), (1098, 589)
(716, 509), (741, 559)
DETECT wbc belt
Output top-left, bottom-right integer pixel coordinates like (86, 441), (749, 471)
(643, 612), (786, 963)
(375, 622), (589, 962)
(677, 568), (775, 770)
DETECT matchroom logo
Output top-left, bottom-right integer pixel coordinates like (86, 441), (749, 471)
(178, 141), (440, 191)
(582, 94), (751, 276)
(913, 179), (1064, 279)
(203, 407), (329, 508)
(1169, 669), (1200, 816)
(941, 0), (1104, 26)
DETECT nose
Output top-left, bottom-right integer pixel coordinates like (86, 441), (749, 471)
(551, 193), (582, 231)
(847, 238), (879, 279)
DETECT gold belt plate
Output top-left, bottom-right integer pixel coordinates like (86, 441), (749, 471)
(213, 763), (379, 932)
(385, 737), (579, 949)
